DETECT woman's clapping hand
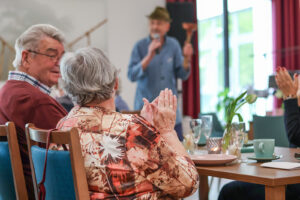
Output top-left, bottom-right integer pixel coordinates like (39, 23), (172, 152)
(141, 88), (177, 134)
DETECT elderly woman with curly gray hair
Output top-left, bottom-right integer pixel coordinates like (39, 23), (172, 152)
(57, 47), (199, 199)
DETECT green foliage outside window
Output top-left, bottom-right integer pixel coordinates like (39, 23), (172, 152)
(238, 9), (253, 34)
(239, 43), (254, 87)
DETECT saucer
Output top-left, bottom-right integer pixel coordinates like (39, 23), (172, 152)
(247, 155), (281, 163)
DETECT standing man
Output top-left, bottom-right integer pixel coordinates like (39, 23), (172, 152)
(128, 6), (193, 141)
(0, 24), (67, 199)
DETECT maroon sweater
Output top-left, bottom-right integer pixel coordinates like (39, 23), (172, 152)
(0, 80), (67, 199)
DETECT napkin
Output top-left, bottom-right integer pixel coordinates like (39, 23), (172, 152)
(261, 162), (300, 170)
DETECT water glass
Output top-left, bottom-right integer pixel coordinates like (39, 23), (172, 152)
(200, 115), (213, 140)
(232, 122), (246, 161)
(190, 119), (202, 145)
(183, 132), (196, 154)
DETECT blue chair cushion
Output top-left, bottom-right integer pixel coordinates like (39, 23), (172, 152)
(31, 146), (76, 200)
(0, 142), (16, 200)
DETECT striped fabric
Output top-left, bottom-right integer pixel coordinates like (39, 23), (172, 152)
(8, 71), (51, 95)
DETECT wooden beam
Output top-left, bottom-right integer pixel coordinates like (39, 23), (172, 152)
(68, 18), (108, 49)
(0, 36), (15, 52)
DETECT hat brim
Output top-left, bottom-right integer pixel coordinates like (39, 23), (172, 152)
(146, 15), (172, 22)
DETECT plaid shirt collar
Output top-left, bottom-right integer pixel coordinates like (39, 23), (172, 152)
(8, 71), (51, 95)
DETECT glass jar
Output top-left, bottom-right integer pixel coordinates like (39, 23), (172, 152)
(222, 122), (245, 159)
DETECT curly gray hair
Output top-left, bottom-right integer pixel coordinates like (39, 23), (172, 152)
(13, 24), (65, 69)
(60, 47), (118, 106)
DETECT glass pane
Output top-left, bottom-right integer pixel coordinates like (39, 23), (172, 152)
(228, 0), (273, 122)
(197, 0), (224, 115)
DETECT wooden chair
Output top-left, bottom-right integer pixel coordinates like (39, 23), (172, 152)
(0, 122), (28, 200)
(25, 123), (89, 200)
(121, 110), (141, 115)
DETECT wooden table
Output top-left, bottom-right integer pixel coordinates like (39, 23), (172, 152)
(194, 147), (300, 200)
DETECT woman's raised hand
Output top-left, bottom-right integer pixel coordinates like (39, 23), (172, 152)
(275, 66), (298, 98)
(140, 96), (159, 125)
(152, 88), (177, 134)
(297, 76), (300, 106)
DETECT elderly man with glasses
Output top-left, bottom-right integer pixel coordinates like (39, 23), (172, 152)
(0, 24), (67, 199)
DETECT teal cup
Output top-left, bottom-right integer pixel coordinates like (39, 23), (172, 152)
(253, 139), (275, 158)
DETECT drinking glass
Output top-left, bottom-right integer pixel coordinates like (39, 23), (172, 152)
(232, 122), (245, 162)
(200, 115), (213, 140)
(190, 119), (202, 145)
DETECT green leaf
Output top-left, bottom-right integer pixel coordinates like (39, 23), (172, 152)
(234, 101), (246, 113)
(234, 91), (247, 105)
(217, 104), (221, 111)
(236, 113), (244, 122)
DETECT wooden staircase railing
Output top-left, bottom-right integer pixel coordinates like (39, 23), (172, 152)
(0, 36), (15, 80)
(67, 18), (108, 50)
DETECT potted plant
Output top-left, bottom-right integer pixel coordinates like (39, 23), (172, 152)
(222, 91), (257, 154)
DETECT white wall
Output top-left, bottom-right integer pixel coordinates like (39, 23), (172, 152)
(107, 0), (165, 109)
(1, 0), (108, 51)
(35, 0), (108, 52)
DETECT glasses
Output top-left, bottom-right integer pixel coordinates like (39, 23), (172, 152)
(28, 50), (61, 62)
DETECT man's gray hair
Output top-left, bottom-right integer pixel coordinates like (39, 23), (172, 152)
(60, 47), (118, 106)
(13, 24), (65, 69)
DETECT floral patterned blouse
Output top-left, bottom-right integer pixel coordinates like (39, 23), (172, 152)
(56, 106), (199, 200)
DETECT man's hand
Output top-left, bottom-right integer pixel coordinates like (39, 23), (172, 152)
(183, 42), (193, 69)
(148, 39), (161, 56)
(141, 39), (161, 70)
(183, 42), (193, 59)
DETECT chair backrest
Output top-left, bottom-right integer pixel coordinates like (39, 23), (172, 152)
(25, 123), (89, 200)
(0, 122), (28, 200)
(253, 115), (290, 147)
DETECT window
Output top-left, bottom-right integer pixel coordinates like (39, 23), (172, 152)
(197, 0), (273, 123)
(197, 0), (224, 115)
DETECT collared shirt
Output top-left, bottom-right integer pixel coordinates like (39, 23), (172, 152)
(128, 36), (190, 124)
(8, 71), (51, 95)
